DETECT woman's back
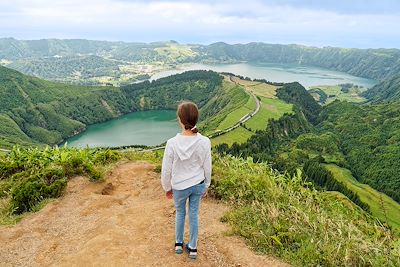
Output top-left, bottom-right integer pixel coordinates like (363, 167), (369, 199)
(162, 133), (211, 191)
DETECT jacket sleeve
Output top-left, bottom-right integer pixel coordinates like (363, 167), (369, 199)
(161, 141), (174, 192)
(203, 139), (212, 188)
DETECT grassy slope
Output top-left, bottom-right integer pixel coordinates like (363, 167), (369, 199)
(217, 92), (255, 130)
(324, 164), (400, 230)
(199, 79), (252, 134)
(245, 97), (293, 131)
(154, 43), (197, 62)
(211, 127), (253, 147)
(210, 77), (293, 146)
(211, 155), (399, 266)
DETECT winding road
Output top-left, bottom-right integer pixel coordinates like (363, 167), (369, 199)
(207, 75), (261, 139)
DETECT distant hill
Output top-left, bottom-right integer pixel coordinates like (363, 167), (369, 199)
(0, 38), (123, 59)
(0, 38), (199, 85)
(0, 65), (222, 148)
(362, 74), (400, 102)
(0, 38), (197, 62)
(195, 42), (400, 80)
(1, 38), (400, 83)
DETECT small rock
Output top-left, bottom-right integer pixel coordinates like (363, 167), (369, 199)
(101, 183), (115, 195)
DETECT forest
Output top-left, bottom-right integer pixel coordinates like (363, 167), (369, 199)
(362, 74), (400, 102)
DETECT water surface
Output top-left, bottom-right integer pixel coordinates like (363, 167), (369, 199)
(151, 62), (377, 88)
(65, 110), (179, 148)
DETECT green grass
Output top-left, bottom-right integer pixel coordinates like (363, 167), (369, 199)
(217, 93), (255, 130)
(245, 97), (293, 131)
(206, 81), (293, 146)
(324, 164), (400, 231)
(199, 80), (252, 135)
(212, 155), (400, 266)
(309, 85), (367, 104)
(247, 83), (278, 98)
(231, 76), (278, 98)
(211, 126), (253, 147)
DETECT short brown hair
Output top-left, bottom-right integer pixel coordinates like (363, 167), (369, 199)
(177, 101), (199, 133)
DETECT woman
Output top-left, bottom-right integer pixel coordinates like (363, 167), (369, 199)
(161, 101), (212, 260)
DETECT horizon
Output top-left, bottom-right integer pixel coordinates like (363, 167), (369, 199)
(1, 36), (399, 50)
(1, 0), (400, 49)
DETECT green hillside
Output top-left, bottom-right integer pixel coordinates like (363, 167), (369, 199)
(196, 42), (400, 80)
(0, 38), (199, 85)
(362, 74), (400, 103)
(216, 81), (400, 229)
(324, 164), (400, 230)
(317, 101), (400, 203)
(0, 66), (222, 148)
(198, 79), (252, 134)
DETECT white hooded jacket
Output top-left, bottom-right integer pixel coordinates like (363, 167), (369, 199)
(161, 133), (211, 191)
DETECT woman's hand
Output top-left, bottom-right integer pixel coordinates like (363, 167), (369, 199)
(202, 189), (208, 198)
(166, 190), (173, 199)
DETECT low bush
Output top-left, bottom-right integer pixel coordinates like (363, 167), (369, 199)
(0, 146), (121, 215)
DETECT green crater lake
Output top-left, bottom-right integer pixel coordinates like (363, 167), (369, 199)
(65, 110), (179, 148)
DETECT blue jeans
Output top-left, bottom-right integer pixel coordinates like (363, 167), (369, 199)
(173, 182), (205, 249)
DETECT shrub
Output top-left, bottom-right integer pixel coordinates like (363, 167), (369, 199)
(11, 177), (67, 214)
(0, 146), (121, 215)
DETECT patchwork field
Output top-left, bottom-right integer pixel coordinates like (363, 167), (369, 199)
(309, 85), (367, 105)
(154, 43), (198, 61)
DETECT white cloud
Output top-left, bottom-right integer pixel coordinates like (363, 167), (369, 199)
(0, 0), (399, 47)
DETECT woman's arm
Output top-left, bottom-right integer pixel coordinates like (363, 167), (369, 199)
(161, 141), (173, 192)
(203, 139), (212, 189)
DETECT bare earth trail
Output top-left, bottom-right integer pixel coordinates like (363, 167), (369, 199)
(0, 161), (288, 267)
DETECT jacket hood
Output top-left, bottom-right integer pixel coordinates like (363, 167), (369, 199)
(172, 133), (204, 160)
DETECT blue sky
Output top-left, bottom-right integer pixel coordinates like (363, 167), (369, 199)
(0, 0), (399, 48)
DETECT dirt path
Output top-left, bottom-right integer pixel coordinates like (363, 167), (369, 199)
(0, 161), (288, 267)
